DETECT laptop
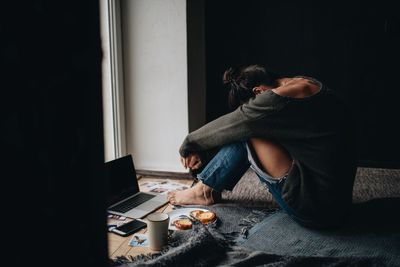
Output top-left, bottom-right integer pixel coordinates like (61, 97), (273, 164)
(105, 154), (168, 219)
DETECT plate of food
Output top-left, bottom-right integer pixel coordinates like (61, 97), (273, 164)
(167, 208), (217, 230)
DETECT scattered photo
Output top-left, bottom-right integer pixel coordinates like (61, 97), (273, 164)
(140, 181), (189, 195)
(140, 181), (159, 188)
(150, 187), (168, 194)
(129, 233), (149, 247)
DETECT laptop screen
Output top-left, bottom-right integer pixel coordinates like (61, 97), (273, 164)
(104, 154), (140, 207)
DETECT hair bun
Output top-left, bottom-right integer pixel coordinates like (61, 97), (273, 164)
(222, 64), (280, 110)
(222, 67), (239, 85)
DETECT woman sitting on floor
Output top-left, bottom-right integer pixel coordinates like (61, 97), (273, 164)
(167, 64), (357, 229)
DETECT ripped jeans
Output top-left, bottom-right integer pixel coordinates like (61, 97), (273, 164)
(196, 142), (312, 227)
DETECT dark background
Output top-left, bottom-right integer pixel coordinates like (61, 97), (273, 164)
(2, 1), (107, 266)
(203, 0), (400, 168)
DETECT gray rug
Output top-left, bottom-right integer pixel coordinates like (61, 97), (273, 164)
(112, 168), (400, 266)
(112, 203), (391, 266)
(236, 198), (400, 266)
(222, 167), (400, 206)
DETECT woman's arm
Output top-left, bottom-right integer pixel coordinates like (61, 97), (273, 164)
(179, 91), (287, 157)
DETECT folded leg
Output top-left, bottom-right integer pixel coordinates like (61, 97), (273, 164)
(168, 142), (250, 205)
(197, 142), (251, 192)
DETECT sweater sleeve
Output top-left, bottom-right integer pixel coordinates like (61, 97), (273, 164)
(179, 91), (285, 157)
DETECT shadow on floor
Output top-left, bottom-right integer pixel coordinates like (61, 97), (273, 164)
(345, 197), (400, 233)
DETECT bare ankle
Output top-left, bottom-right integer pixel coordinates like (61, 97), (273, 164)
(199, 182), (220, 205)
(167, 181), (221, 206)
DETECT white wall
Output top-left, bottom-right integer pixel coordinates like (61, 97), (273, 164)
(99, 0), (114, 162)
(121, 0), (188, 172)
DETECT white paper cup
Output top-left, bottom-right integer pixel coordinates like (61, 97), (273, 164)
(146, 213), (170, 251)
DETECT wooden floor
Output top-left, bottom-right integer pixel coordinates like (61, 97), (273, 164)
(108, 176), (193, 259)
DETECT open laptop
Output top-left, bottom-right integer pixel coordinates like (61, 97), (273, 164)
(105, 154), (168, 219)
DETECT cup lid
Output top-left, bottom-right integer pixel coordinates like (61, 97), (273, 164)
(147, 212), (169, 222)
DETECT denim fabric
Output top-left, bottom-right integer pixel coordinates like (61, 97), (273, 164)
(197, 143), (250, 192)
(197, 142), (315, 227)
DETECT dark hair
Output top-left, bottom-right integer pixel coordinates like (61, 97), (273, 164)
(223, 64), (281, 110)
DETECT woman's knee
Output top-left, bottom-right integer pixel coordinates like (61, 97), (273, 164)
(197, 142), (250, 191)
(201, 142), (249, 172)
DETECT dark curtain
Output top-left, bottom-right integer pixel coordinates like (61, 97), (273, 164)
(2, 1), (108, 266)
(204, 0), (400, 168)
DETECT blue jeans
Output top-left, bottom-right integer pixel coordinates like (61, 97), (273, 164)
(197, 142), (312, 227)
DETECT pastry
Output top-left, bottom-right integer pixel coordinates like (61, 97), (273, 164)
(173, 218), (192, 230)
(190, 210), (217, 224)
(197, 211), (217, 224)
(190, 210), (204, 218)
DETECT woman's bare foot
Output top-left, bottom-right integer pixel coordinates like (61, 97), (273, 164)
(167, 181), (221, 206)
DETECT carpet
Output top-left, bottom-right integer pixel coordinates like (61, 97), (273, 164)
(236, 198), (400, 266)
(222, 167), (400, 207)
(111, 205), (268, 267)
(111, 205), (389, 267)
(112, 167), (400, 266)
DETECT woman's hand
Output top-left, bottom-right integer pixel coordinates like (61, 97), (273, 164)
(180, 154), (202, 170)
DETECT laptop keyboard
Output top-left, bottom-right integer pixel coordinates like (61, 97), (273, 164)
(109, 193), (156, 213)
